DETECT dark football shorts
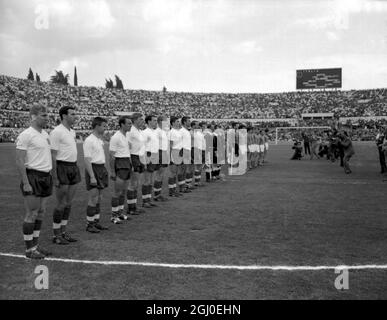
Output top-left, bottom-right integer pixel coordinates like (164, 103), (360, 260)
(183, 149), (191, 165)
(170, 149), (183, 165)
(56, 161), (81, 186)
(213, 151), (218, 165)
(193, 148), (204, 165)
(114, 157), (131, 180)
(20, 169), (53, 198)
(159, 150), (169, 168)
(146, 152), (160, 172)
(131, 155), (145, 173)
(85, 163), (108, 191)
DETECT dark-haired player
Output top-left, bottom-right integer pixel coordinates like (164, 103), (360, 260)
(83, 117), (109, 232)
(127, 113), (147, 214)
(154, 115), (170, 201)
(142, 115), (159, 208)
(109, 116), (132, 224)
(376, 128), (387, 174)
(180, 116), (193, 191)
(263, 128), (269, 164)
(169, 116), (183, 196)
(192, 121), (205, 186)
(50, 106), (81, 244)
(203, 123), (214, 182)
(16, 104), (53, 259)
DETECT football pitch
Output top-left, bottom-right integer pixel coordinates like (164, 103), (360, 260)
(0, 142), (386, 299)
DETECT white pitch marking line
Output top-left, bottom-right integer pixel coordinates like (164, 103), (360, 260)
(1, 252), (387, 271)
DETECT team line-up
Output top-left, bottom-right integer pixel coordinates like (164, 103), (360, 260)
(15, 105), (270, 259)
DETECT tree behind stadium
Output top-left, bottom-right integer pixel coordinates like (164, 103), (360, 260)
(105, 78), (114, 89)
(74, 66), (78, 86)
(115, 75), (124, 89)
(50, 70), (69, 85)
(36, 73), (40, 83)
(27, 68), (34, 81)
(105, 76), (124, 89)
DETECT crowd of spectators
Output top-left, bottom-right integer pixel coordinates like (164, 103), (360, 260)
(0, 74), (386, 143)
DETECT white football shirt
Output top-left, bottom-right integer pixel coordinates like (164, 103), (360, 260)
(170, 128), (183, 150)
(16, 127), (52, 172)
(180, 127), (191, 150)
(155, 127), (169, 151)
(50, 124), (78, 162)
(127, 126), (145, 156)
(83, 134), (106, 164)
(109, 131), (130, 158)
(142, 127), (159, 153)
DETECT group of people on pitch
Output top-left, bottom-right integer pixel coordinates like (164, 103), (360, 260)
(291, 129), (356, 174)
(246, 127), (270, 169)
(15, 105), (239, 259)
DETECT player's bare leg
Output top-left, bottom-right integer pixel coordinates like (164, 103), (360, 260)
(185, 163), (194, 190)
(154, 166), (168, 201)
(86, 188), (99, 232)
(62, 184), (78, 239)
(178, 163), (188, 193)
(52, 185), (70, 244)
(111, 176), (128, 223)
(127, 171), (145, 214)
(143, 169), (156, 208)
(23, 195), (45, 259)
(168, 163), (180, 197)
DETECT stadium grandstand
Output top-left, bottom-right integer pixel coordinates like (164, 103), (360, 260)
(0, 75), (386, 143)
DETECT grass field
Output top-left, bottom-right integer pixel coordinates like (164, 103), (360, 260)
(0, 141), (386, 299)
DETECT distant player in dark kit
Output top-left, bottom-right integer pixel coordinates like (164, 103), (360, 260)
(83, 117), (109, 233)
(302, 132), (311, 156)
(257, 129), (265, 166)
(50, 106), (81, 244)
(16, 104), (53, 259)
(263, 128), (269, 164)
(376, 129), (387, 174)
(379, 128), (387, 182)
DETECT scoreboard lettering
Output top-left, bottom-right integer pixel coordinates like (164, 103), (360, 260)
(296, 68), (342, 89)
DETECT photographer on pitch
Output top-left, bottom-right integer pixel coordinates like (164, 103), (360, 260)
(328, 130), (340, 163)
(291, 140), (303, 160)
(338, 131), (355, 174)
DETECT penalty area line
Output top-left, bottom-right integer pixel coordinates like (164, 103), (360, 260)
(1, 252), (387, 271)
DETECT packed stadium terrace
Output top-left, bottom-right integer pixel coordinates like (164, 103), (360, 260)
(0, 74), (386, 142)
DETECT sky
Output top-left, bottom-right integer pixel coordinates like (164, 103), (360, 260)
(0, 0), (386, 93)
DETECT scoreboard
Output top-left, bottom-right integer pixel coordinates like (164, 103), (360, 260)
(296, 68), (342, 89)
